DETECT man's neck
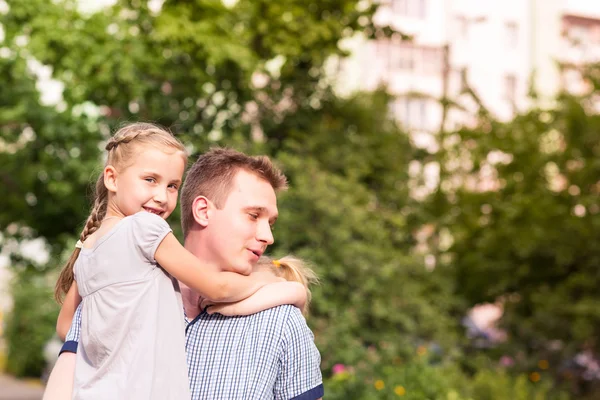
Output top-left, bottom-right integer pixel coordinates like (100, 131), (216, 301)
(180, 282), (202, 320)
(181, 231), (216, 319)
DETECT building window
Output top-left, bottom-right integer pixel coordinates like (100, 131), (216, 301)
(395, 43), (443, 74)
(392, 0), (427, 19)
(417, 0), (426, 19)
(505, 74), (517, 103)
(393, 97), (431, 131)
(505, 22), (518, 48)
(569, 24), (589, 46)
(422, 47), (442, 73)
(455, 15), (487, 39)
(591, 26), (600, 44)
(392, 0), (407, 15)
(375, 39), (389, 58)
(398, 43), (416, 71)
(456, 16), (468, 38)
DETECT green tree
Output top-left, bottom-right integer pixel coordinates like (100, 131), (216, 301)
(274, 90), (462, 369)
(430, 72), (600, 395)
(2, 0), (463, 381)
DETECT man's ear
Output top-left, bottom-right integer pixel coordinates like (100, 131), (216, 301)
(104, 165), (118, 193)
(192, 196), (213, 228)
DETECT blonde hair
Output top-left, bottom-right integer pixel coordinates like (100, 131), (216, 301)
(54, 122), (187, 303)
(255, 255), (319, 315)
(180, 148), (288, 237)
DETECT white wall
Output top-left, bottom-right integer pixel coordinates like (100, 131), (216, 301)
(338, 0), (600, 129)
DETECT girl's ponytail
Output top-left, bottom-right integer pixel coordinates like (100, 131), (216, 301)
(268, 256), (319, 315)
(54, 174), (108, 303)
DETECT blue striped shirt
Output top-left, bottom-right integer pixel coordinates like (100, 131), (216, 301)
(63, 304), (323, 399)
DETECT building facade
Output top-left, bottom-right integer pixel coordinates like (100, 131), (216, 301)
(342, 0), (600, 135)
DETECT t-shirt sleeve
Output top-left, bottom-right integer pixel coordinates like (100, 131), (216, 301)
(59, 303), (83, 355)
(274, 308), (324, 400)
(131, 211), (172, 262)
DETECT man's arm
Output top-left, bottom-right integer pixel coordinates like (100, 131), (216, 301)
(42, 304), (82, 400)
(59, 302), (82, 354)
(274, 307), (324, 400)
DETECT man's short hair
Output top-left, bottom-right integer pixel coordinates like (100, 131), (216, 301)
(180, 148), (288, 237)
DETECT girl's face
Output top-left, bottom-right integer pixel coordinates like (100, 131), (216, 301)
(105, 145), (186, 220)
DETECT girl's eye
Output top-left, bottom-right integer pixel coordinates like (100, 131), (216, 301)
(168, 184), (179, 190)
(145, 177), (156, 183)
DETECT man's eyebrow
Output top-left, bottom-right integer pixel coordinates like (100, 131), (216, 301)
(244, 206), (266, 212)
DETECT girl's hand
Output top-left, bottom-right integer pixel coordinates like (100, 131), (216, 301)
(201, 300), (239, 316)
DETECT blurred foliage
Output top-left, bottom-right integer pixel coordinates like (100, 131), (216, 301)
(324, 353), (568, 400)
(427, 70), (600, 396)
(1, 0), (600, 398)
(4, 268), (57, 377)
(273, 90), (462, 369)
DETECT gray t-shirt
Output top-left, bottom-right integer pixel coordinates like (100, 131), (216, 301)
(73, 211), (190, 399)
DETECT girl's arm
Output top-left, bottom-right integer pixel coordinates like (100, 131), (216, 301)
(42, 352), (76, 400)
(201, 281), (307, 316)
(155, 233), (278, 303)
(56, 282), (81, 341)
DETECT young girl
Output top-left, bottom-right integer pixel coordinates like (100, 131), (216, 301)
(201, 255), (319, 316)
(51, 123), (304, 399)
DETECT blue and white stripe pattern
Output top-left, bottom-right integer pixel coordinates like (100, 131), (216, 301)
(64, 304), (323, 399)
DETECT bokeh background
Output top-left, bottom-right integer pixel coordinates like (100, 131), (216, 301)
(1, 0), (600, 399)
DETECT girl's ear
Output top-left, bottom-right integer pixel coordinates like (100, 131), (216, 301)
(104, 165), (118, 193)
(192, 196), (212, 228)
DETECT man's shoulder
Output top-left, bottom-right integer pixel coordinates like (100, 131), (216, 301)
(199, 305), (307, 332)
(190, 305), (311, 351)
(256, 304), (301, 317)
(196, 304), (301, 324)
(255, 305), (313, 338)
(252, 304), (307, 326)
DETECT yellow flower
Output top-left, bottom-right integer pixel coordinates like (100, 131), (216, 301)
(374, 380), (385, 391)
(529, 372), (541, 382)
(538, 360), (549, 370)
(394, 385), (406, 396)
(417, 345), (427, 356)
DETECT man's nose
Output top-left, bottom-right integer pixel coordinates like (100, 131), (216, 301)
(257, 221), (274, 245)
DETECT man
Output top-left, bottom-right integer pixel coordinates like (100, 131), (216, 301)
(47, 148), (324, 400)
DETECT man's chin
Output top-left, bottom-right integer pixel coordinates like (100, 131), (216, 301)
(240, 264), (254, 276)
(225, 263), (253, 276)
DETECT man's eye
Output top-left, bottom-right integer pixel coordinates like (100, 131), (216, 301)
(145, 177), (156, 183)
(249, 213), (258, 220)
(168, 183), (179, 190)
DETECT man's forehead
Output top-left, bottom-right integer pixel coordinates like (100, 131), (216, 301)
(228, 170), (277, 210)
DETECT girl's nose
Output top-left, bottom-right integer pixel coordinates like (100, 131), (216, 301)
(153, 188), (168, 204)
